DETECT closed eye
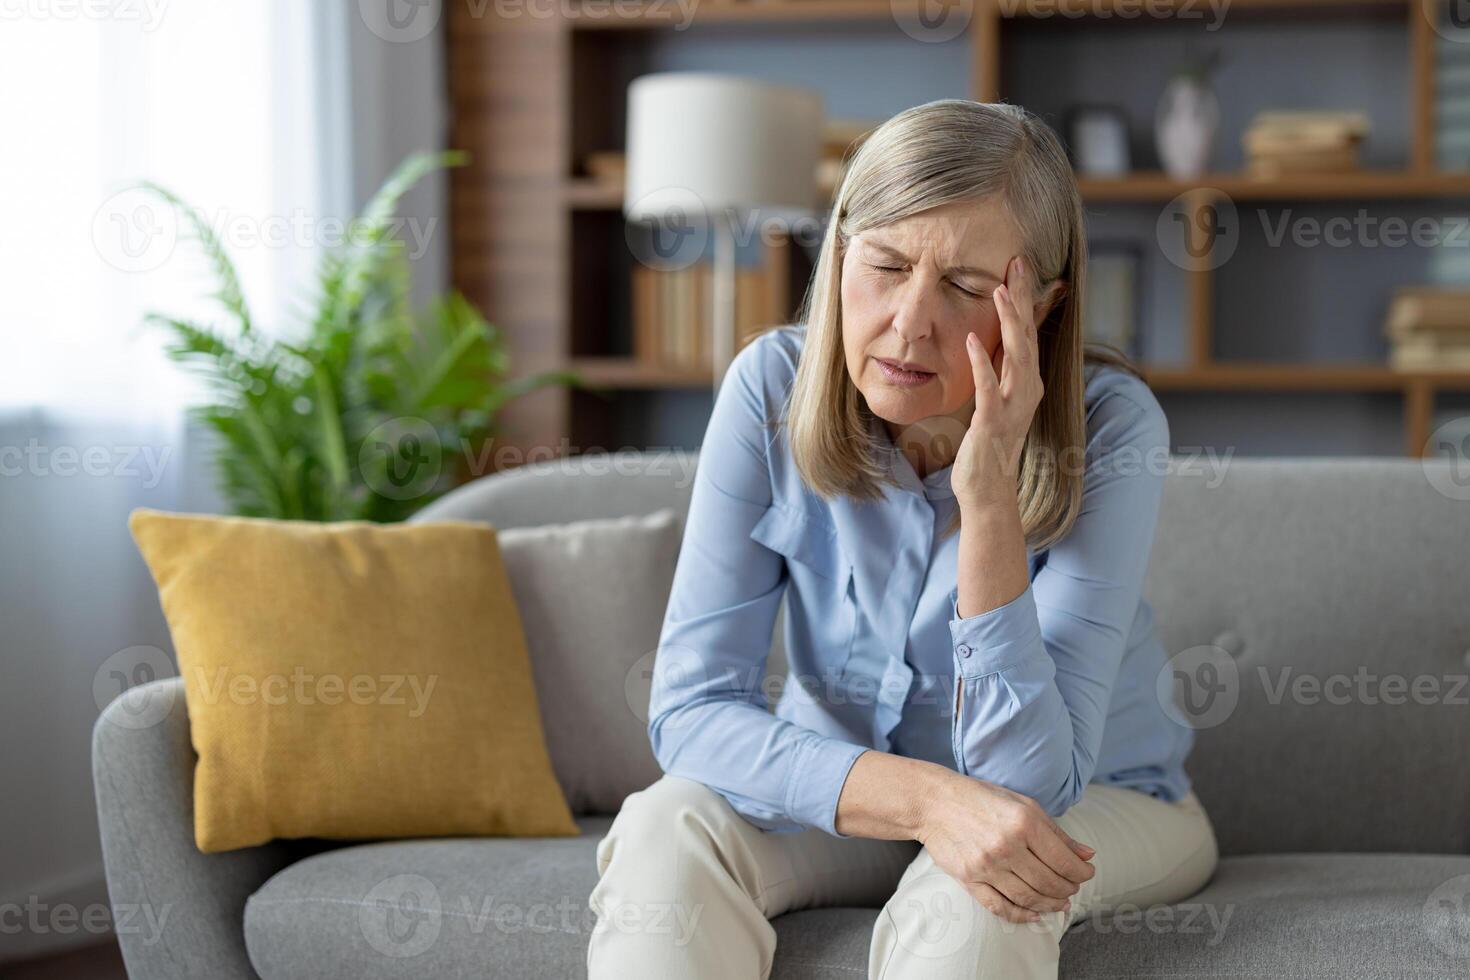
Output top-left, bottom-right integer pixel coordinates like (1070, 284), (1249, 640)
(950, 280), (985, 299)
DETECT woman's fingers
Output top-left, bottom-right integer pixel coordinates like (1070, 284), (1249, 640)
(966, 331), (998, 401)
(1026, 820), (1096, 886)
(995, 870), (1071, 914)
(1012, 850), (1083, 902)
(966, 882), (1041, 924)
(995, 257), (1042, 392)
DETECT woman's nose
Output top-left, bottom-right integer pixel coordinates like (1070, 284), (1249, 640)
(891, 277), (937, 344)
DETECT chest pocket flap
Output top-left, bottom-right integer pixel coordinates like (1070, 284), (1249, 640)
(749, 503), (852, 584)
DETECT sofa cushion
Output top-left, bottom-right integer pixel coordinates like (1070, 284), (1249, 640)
(127, 509), (578, 853)
(497, 510), (681, 816)
(1147, 459), (1470, 856)
(243, 825), (1470, 979)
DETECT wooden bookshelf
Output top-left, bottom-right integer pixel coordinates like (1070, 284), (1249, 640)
(446, 0), (1470, 460)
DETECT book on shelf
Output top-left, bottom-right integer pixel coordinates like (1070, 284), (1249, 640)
(1389, 339), (1470, 371)
(631, 261), (774, 371)
(1385, 286), (1470, 371)
(1241, 109), (1366, 176)
(1386, 287), (1470, 337)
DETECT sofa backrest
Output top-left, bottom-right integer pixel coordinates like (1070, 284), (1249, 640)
(418, 453), (1470, 857)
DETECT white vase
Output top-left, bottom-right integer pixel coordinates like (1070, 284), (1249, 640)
(1155, 75), (1219, 180)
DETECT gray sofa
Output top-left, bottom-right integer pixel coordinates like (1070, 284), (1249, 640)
(94, 453), (1470, 978)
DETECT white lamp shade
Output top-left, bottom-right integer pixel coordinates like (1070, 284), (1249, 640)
(624, 72), (823, 222)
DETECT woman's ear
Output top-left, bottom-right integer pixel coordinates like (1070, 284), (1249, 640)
(1033, 280), (1067, 326)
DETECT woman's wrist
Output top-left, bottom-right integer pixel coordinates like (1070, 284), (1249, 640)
(834, 749), (955, 841)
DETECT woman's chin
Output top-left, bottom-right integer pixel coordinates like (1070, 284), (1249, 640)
(862, 388), (935, 427)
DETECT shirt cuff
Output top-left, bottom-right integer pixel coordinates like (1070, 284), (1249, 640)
(787, 735), (868, 838)
(949, 583), (1044, 681)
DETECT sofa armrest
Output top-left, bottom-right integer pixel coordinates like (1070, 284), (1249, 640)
(92, 677), (293, 979)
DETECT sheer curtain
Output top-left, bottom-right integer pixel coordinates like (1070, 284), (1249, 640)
(0, 2), (356, 956)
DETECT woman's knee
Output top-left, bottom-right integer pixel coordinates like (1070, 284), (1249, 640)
(870, 854), (1062, 980)
(596, 774), (740, 877)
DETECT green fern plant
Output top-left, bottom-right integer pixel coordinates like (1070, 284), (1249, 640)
(144, 151), (573, 522)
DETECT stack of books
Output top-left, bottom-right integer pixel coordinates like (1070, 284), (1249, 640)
(631, 262), (773, 370)
(1436, 29), (1470, 171)
(1242, 110), (1369, 177)
(1385, 287), (1470, 370)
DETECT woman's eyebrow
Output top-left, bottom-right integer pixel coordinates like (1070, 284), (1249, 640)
(862, 240), (1002, 282)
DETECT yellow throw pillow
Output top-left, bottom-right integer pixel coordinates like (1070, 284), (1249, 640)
(128, 509), (579, 853)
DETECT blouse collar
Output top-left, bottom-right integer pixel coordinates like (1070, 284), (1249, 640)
(866, 411), (958, 504)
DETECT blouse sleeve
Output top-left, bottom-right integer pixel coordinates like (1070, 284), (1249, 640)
(947, 379), (1170, 816)
(647, 337), (868, 837)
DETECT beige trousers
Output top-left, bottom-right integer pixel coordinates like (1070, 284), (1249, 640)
(587, 772), (1218, 979)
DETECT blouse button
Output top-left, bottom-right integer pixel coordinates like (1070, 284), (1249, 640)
(957, 644), (973, 659)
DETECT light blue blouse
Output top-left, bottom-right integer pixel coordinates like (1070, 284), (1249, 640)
(647, 325), (1194, 838)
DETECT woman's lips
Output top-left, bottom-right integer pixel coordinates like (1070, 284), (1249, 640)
(874, 357), (936, 387)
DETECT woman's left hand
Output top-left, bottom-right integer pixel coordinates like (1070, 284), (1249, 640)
(951, 255), (1046, 512)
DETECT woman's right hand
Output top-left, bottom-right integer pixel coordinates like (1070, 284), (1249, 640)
(918, 769), (1097, 923)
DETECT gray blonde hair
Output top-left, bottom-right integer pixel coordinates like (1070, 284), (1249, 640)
(783, 98), (1139, 551)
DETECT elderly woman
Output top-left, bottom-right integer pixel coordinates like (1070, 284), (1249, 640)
(587, 99), (1216, 979)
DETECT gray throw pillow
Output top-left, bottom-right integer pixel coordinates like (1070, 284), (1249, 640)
(497, 509), (681, 816)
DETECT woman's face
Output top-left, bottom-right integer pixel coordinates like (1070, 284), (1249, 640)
(840, 196), (1028, 429)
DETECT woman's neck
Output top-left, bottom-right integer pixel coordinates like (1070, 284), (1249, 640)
(884, 399), (975, 480)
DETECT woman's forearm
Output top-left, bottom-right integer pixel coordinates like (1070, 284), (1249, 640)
(956, 499), (1030, 619)
(833, 748), (954, 840)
